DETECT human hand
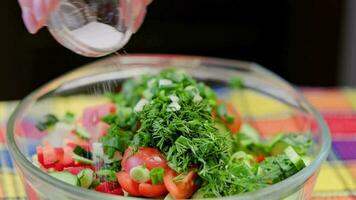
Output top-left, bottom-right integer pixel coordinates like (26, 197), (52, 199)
(18, 0), (60, 34)
(19, 0), (152, 34)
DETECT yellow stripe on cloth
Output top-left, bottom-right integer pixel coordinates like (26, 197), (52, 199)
(314, 163), (356, 192)
(24, 95), (108, 118)
(0, 102), (5, 122)
(228, 90), (292, 118)
(52, 95), (108, 116)
(344, 88), (356, 110)
(0, 171), (26, 198)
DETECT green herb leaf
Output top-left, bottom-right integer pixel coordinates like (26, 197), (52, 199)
(100, 126), (133, 158)
(149, 167), (165, 184)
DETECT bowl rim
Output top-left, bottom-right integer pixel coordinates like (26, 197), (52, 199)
(6, 54), (331, 200)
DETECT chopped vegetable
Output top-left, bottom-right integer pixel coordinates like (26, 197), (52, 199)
(96, 169), (117, 182)
(73, 146), (92, 160)
(34, 69), (313, 199)
(36, 114), (59, 131)
(78, 168), (94, 188)
(284, 146), (305, 170)
(63, 112), (75, 124)
(72, 154), (94, 165)
(74, 127), (91, 140)
(129, 165), (150, 183)
(49, 171), (78, 186)
(150, 167), (165, 185)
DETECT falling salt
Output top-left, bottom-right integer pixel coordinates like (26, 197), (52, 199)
(71, 21), (124, 51)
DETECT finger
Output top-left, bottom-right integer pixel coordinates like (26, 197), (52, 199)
(18, 0), (33, 8)
(44, 0), (59, 13)
(33, 0), (46, 22)
(21, 8), (40, 34)
(143, 0), (152, 6)
(132, 7), (146, 33)
(131, 0), (146, 33)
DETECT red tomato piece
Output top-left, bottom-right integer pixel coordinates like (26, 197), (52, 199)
(255, 154), (266, 163)
(122, 147), (169, 172)
(214, 101), (242, 134)
(37, 145), (64, 166)
(225, 102), (242, 134)
(82, 103), (116, 130)
(138, 183), (168, 197)
(62, 147), (74, 166)
(95, 182), (120, 194)
(163, 169), (198, 199)
(37, 145), (77, 170)
(73, 163), (96, 170)
(116, 171), (141, 196)
(37, 146), (44, 165)
(64, 167), (84, 175)
(42, 145), (60, 165)
(53, 162), (64, 171)
(108, 188), (124, 195)
(64, 139), (91, 151)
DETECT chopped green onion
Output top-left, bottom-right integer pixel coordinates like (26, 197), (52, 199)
(63, 112), (75, 123)
(74, 127), (91, 140)
(73, 146), (92, 160)
(36, 114), (59, 131)
(284, 146), (305, 170)
(149, 167), (165, 185)
(129, 165), (150, 183)
(72, 154), (94, 165)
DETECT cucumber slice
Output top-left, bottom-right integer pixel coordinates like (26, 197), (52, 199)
(32, 154), (40, 168)
(284, 146), (305, 170)
(78, 168), (94, 188)
(270, 140), (289, 156)
(74, 127), (90, 140)
(240, 123), (260, 143)
(73, 154), (94, 165)
(302, 156), (312, 166)
(129, 165), (150, 183)
(49, 171), (78, 186)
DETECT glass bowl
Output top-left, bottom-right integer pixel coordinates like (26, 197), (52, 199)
(7, 54), (331, 200)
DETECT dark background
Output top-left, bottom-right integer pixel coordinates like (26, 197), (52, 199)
(0, 0), (345, 100)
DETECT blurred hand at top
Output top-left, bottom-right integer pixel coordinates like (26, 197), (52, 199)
(18, 0), (152, 34)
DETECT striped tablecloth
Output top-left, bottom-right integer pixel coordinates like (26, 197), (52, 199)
(0, 88), (356, 200)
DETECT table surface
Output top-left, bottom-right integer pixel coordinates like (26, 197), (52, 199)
(0, 88), (356, 200)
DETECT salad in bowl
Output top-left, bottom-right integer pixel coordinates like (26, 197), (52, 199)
(7, 55), (330, 200)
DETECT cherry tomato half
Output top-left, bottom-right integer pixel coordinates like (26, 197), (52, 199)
(121, 147), (169, 172)
(163, 169), (198, 199)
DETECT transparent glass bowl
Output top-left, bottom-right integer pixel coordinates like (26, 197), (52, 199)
(7, 54), (331, 200)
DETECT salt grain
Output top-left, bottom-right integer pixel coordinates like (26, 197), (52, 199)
(71, 21), (124, 51)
